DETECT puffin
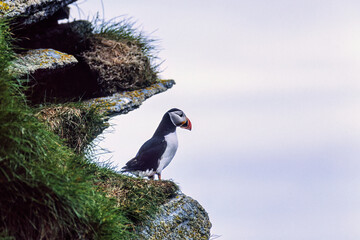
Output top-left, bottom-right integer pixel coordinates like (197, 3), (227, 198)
(121, 108), (192, 180)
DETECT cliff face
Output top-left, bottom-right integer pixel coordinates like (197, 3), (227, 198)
(1, 0), (212, 239)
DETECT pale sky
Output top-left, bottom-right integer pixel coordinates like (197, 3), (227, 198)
(70, 1), (360, 239)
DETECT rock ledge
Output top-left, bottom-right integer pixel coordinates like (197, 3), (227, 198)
(87, 79), (175, 116)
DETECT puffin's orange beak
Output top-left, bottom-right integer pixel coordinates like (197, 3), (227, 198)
(180, 117), (192, 131)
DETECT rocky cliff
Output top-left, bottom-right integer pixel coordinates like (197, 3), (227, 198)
(0, 0), (211, 239)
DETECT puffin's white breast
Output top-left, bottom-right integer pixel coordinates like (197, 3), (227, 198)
(157, 131), (178, 173)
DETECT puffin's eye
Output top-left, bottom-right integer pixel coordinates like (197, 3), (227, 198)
(178, 112), (184, 117)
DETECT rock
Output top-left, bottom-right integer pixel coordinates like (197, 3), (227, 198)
(10, 48), (78, 76)
(14, 20), (93, 55)
(9, 48), (99, 103)
(136, 193), (212, 240)
(0, 0), (76, 25)
(87, 79), (175, 116)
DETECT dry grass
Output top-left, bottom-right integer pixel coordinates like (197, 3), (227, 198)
(35, 104), (107, 153)
(81, 36), (157, 94)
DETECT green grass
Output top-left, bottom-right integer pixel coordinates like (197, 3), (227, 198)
(0, 19), (178, 239)
(0, 69), (132, 239)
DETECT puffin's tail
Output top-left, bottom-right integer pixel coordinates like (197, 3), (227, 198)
(120, 164), (131, 172)
(120, 157), (137, 172)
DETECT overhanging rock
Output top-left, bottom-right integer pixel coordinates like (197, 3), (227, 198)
(0, 0), (76, 25)
(87, 79), (176, 116)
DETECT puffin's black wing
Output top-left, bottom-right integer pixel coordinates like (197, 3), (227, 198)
(122, 136), (167, 172)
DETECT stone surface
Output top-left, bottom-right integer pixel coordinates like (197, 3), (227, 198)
(136, 193), (212, 240)
(14, 20), (93, 55)
(0, 0), (76, 25)
(9, 48), (92, 103)
(87, 79), (175, 116)
(10, 48), (78, 76)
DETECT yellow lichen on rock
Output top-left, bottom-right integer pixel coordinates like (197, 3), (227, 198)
(86, 79), (175, 116)
(0, 2), (10, 14)
(9, 48), (78, 76)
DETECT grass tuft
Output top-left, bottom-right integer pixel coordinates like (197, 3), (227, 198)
(92, 15), (159, 61)
(35, 103), (108, 153)
(91, 15), (162, 75)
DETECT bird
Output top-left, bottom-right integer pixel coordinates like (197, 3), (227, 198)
(121, 108), (192, 180)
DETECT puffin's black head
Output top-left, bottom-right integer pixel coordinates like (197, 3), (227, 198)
(167, 108), (192, 131)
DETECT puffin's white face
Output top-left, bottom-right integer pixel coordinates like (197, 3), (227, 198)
(168, 109), (192, 130)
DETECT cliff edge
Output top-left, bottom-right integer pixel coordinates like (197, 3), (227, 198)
(0, 0), (211, 239)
